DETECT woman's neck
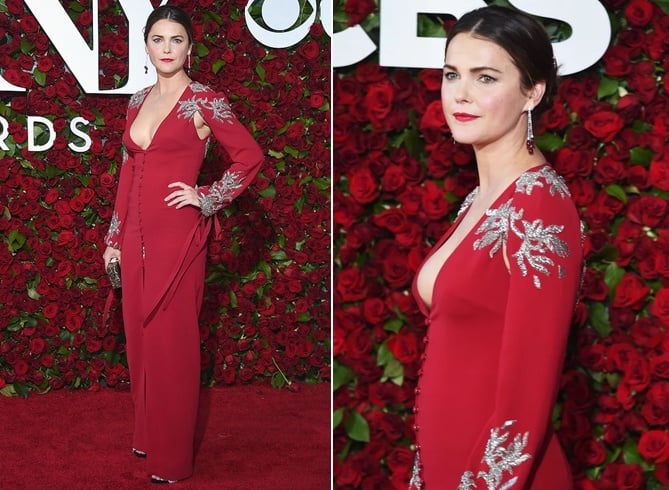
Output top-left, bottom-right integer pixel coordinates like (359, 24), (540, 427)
(153, 70), (191, 95)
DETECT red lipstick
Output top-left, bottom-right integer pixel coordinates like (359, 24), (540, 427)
(453, 112), (479, 122)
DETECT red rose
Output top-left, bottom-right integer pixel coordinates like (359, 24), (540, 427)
(386, 446), (414, 477)
(584, 111), (624, 142)
(365, 80), (395, 130)
(624, 0), (655, 27)
(649, 158), (669, 190)
(336, 266), (368, 302)
(639, 430), (669, 463)
(553, 147), (594, 178)
(573, 438), (607, 466)
(345, 0), (376, 26)
(626, 195), (668, 227)
(641, 382), (669, 425)
(421, 180), (449, 219)
(616, 464), (644, 490)
(419, 100), (446, 131)
(348, 166), (380, 204)
(650, 288), (669, 326)
(603, 46), (633, 77)
(373, 208), (409, 234)
(387, 330), (419, 364)
(612, 273), (649, 309)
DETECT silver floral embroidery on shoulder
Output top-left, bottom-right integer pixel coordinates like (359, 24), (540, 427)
(473, 168), (571, 289)
(473, 199), (520, 257)
(409, 451), (423, 489)
(177, 95), (234, 124)
(457, 187), (479, 217)
(128, 87), (151, 109)
(458, 420), (531, 490)
(189, 82), (210, 93)
(516, 166), (570, 199)
(199, 170), (245, 217)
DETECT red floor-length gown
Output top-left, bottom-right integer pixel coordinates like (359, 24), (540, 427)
(410, 165), (582, 489)
(105, 81), (263, 480)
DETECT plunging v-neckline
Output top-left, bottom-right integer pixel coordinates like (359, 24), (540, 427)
(129, 83), (191, 151)
(414, 164), (549, 312)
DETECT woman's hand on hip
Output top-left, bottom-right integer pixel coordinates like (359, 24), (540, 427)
(165, 182), (201, 209)
(103, 246), (121, 270)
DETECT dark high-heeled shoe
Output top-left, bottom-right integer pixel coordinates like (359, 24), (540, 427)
(132, 448), (147, 458)
(151, 475), (177, 484)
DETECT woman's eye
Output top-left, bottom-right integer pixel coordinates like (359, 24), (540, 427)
(479, 74), (496, 83)
(174, 39), (183, 44)
(443, 71), (458, 81)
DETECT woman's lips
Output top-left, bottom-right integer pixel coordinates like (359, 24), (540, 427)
(452, 112), (479, 122)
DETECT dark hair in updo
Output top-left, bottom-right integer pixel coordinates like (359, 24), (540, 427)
(143, 5), (194, 44)
(445, 6), (558, 116)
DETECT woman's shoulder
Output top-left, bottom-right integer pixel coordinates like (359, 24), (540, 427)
(511, 164), (580, 223)
(128, 85), (153, 109)
(188, 81), (217, 96)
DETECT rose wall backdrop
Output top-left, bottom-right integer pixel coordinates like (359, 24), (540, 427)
(0, 0), (330, 397)
(334, 0), (669, 488)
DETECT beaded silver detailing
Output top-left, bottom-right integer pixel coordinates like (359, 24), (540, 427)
(177, 90), (234, 124)
(515, 166), (570, 198)
(128, 87), (151, 109)
(458, 420), (531, 490)
(457, 187), (479, 217)
(409, 451), (423, 489)
(198, 170), (245, 217)
(105, 211), (121, 248)
(472, 166), (572, 289)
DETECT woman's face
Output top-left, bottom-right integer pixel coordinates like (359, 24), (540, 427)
(146, 19), (191, 76)
(441, 33), (539, 151)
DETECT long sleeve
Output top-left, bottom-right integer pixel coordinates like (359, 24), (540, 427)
(458, 168), (583, 490)
(187, 84), (264, 216)
(104, 109), (134, 250)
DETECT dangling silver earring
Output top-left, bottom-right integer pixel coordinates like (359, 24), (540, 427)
(144, 52), (148, 74)
(188, 53), (191, 72)
(526, 108), (535, 155)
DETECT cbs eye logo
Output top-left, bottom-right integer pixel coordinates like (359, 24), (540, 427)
(244, 0), (330, 48)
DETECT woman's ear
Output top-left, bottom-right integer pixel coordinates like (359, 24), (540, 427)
(525, 81), (546, 112)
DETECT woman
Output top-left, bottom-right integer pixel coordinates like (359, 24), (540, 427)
(409, 6), (582, 490)
(102, 6), (263, 484)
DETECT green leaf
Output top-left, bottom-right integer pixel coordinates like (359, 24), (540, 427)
(20, 37), (35, 55)
(622, 438), (644, 465)
(598, 76), (620, 99)
(333, 361), (355, 391)
(212, 59), (225, 74)
(605, 184), (627, 204)
(345, 411), (370, 442)
(629, 147), (654, 166)
(333, 407), (344, 429)
(196, 42), (209, 57)
(588, 302), (612, 338)
(258, 186), (276, 198)
(382, 356), (404, 385)
(535, 132), (565, 152)
(0, 384), (17, 397)
(376, 341), (392, 366)
(255, 64), (266, 81)
(33, 69), (46, 87)
(604, 262), (625, 297)
(7, 229), (26, 253)
(383, 318), (403, 333)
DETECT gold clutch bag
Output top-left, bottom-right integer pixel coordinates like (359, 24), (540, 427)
(107, 257), (121, 289)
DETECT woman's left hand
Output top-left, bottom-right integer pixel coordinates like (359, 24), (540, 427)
(165, 182), (201, 209)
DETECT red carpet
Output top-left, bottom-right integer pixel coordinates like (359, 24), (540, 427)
(0, 383), (330, 489)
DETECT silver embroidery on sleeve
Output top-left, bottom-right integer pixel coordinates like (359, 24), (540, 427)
(409, 451), (423, 489)
(473, 200), (520, 257)
(510, 217), (568, 289)
(458, 420), (531, 490)
(104, 211), (121, 247)
(198, 170), (245, 216)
